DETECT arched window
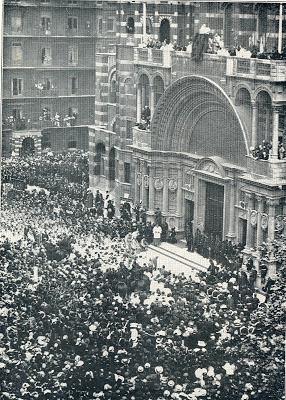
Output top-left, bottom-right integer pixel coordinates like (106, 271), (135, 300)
(154, 76), (164, 106)
(126, 17), (135, 34)
(159, 18), (170, 44)
(109, 72), (116, 103)
(256, 91), (272, 143)
(124, 78), (133, 95)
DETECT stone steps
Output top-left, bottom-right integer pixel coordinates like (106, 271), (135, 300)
(148, 242), (209, 273)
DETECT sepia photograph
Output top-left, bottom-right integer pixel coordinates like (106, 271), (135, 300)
(0, 0), (285, 399)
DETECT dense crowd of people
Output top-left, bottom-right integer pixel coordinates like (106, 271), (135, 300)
(250, 140), (286, 161)
(0, 152), (284, 399)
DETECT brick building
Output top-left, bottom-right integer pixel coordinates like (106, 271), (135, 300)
(2, 0), (117, 155)
(89, 1), (286, 261)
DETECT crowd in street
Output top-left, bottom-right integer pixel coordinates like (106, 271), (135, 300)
(0, 152), (284, 400)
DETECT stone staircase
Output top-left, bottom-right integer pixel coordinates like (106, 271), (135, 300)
(148, 242), (209, 273)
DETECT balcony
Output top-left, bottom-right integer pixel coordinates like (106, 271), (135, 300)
(132, 126), (151, 150)
(3, 88), (95, 100)
(226, 57), (286, 82)
(246, 156), (286, 180)
(171, 52), (228, 80)
(134, 47), (171, 68)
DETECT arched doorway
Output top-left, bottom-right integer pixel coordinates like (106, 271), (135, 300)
(154, 76), (164, 106)
(94, 142), (106, 176)
(256, 91), (272, 144)
(159, 18), (170, 44)
(20, 137), (35, 157)
(109, 147), (116, 181)
(139, 74), (150, 109)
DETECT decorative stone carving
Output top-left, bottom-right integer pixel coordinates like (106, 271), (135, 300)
(261, 213), (268, 230)
(250, 210), (258, 226)
(154, 177), (163, 191)
(168, 178), (177, 192)
(136, 172), (142, 186)
(201, 161), (219, 174)
(143, 175), (149, 188)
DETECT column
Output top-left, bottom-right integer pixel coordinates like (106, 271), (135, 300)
(148, 166), (155, 213)
(227, 180), (236, 239)
(251, 101), (258, 148)
(245, 192), (254, 250)
(176, 168), (183, 215)
(256, 195), (264, 248)
(265, 108), (270, 141)
(150, 85), (155, 119)
(271, 106), (280, 159)
(141, 163), (148, 206)
(267, 199), (278, 241)
(142, 1), (147, 44)
(134, 160), (139, 204)
(282, 198), (286, 216)
(162, 164), (169, 214)
(136, 85), (142, 123)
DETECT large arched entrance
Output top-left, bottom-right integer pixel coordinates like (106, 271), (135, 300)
(159, 18), (170, 44)
(109, 147), (116, 181)
(94, 142), (105, 176)
(20, 137), (35, 157)
(151, 76), (249, 166)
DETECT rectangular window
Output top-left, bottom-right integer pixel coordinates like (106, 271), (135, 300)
(40, 0), (51, 3)
(68, 0), (78, 4)
(67, 17), (78, 30)
(71, 77), (77, 94)
(12, 43), (22, 64)
(107, 18), (114, 31)
(41, 47), (52, 65)
(40, 14), (51, 33)
(68, 46), (78, 66)
(124, 162), (131, 183)
(12, 78), (23, 96)
(98, 18), (103, 34)
(11, 15), (22, 32)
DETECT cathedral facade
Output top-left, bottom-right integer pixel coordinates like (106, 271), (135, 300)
(90, 2), (286, 254)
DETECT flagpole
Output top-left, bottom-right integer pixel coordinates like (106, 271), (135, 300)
(278, 3), (283, 53)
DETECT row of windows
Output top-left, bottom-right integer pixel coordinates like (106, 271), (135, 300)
(11, 43), (81, 66)
(9, 14), (114, 34)
(10, 77), (78, 96)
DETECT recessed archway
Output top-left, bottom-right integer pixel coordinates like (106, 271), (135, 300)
(256, 90), (272, 143)
(159, 18), (170, 44)
(151, 76), (249, 167)
(20, 137), (35, 157)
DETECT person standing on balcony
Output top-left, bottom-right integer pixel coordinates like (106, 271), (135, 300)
(186, 40), (193, 54)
